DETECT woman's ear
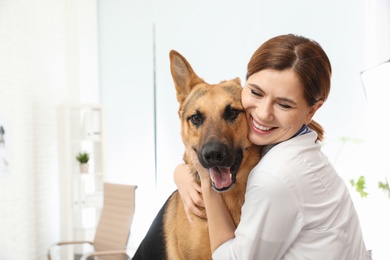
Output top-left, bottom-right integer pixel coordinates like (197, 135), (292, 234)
(305, 100), (324, 124)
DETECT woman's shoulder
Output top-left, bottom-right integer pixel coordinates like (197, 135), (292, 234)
(248, 131), (327, 188)
(277, 130), (320, 150)
(260, 131), (319, 163)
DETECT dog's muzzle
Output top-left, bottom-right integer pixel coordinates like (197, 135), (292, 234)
(199, 141), (242, 192)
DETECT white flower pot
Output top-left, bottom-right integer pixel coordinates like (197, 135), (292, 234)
(80, 163), (89, 173)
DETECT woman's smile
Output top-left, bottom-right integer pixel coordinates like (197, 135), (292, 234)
(251, 116), (274, 133)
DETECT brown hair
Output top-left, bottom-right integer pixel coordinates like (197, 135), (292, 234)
(246, 34), (332, 141)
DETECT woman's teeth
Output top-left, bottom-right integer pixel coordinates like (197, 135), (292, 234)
(253, 120), (271, 131)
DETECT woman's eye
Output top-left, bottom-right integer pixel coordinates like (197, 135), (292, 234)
(251, 89), (263, 97)
(278, 103), (293, 109)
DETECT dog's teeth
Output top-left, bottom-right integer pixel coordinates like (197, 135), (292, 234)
(230, 173), (232, 180)
(210, 175), (215, 183)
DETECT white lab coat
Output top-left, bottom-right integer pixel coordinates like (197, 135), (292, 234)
(213, 131), (371, 260)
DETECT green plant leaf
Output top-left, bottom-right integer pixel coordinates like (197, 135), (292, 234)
(339, 136), (364, 144)
(378, 179), (390, 199)
(76, 152), (89, 163)
(350, 176), (368, 198)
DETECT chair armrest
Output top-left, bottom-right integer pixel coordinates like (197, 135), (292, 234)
(80, 249), (130, 260)
(47, 241), (94, 260)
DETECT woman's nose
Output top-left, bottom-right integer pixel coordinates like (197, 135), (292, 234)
(256, 100), (274, 121)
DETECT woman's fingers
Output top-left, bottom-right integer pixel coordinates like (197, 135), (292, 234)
(192, 181), (205, 208)
(181, 193), (207, 221)
(179, 180), (207, 220)
(174, 163), (207, 222)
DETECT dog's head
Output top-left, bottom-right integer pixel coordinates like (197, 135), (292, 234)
(169, 50), (253, 192)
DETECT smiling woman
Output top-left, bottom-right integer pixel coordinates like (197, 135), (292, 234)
(175, 34), (371, 260)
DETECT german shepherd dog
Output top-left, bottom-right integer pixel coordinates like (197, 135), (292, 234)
(132, 50), (261, 260)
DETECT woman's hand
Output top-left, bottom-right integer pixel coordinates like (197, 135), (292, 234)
(174, 163), (207, 223)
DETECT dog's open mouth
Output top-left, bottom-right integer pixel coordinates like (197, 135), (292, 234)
(209, 166), (236, 192)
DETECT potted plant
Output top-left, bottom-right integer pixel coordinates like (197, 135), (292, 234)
(76, 152), (90, 173)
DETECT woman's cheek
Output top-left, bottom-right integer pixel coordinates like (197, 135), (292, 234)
(241, 88), (251, 110)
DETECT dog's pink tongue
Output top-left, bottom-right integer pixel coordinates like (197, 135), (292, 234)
(209, 167), (232, 189)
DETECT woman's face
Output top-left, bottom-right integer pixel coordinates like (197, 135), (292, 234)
(241, 69), (322, 146)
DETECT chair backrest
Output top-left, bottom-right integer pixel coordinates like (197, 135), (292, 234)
(93, 183), (137, 252)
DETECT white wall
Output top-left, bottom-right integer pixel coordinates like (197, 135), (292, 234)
(0, 1), (68, 259)
(97, 0), (156, 251)
(0, 0), (100, 259)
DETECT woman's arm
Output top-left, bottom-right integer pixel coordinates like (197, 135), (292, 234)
(199, 170), (236, 252)
(174, 164), (206, 223)
(184, 147), (236, 252)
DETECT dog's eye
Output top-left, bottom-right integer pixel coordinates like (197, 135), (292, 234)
(189, 112), (203, 126)
(224, 106), (242, 122)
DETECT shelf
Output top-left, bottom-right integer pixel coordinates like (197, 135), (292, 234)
(59, 103), (106, 256)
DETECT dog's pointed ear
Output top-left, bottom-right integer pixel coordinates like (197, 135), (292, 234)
(170, 50), (204, 104)
(233, 77), (241, 85)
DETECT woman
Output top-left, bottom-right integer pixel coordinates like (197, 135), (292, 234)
(174, 34), (371, 259)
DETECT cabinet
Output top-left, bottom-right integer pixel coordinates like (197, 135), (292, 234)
(58, 104), (106, 259)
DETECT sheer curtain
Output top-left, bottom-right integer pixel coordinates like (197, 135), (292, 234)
(362, 0), (390, 180)
(357, 1), (390, 259)
(363, 0), (390, 67)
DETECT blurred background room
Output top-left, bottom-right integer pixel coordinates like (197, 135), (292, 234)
(0, 0), (389, 259)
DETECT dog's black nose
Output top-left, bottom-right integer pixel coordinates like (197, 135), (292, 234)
(201, 142), (227, 166)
